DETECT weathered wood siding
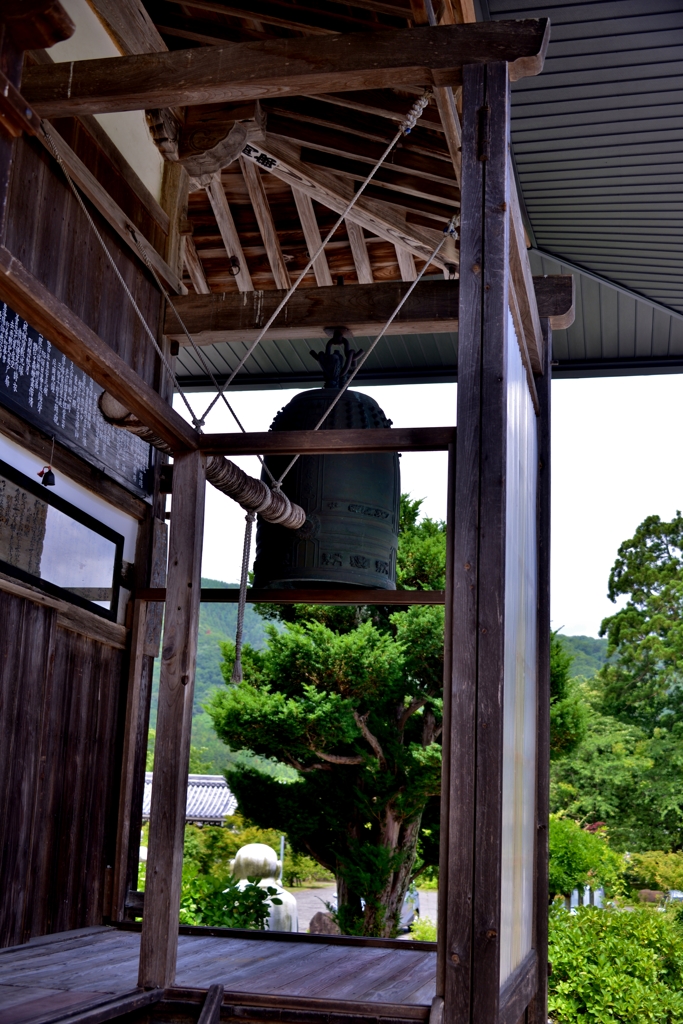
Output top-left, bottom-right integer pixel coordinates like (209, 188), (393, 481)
(0, 587), (125, 946)
(3, 133), (162, 388)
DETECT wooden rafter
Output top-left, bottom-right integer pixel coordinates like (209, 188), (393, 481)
(346, 220), (374, 284)
(87, 0), (167, 54)
(204, 173), (253, 292)
(183, 236), (211, 294)
(22, 21), (551, 117)
(239, 157), (291, 291)
(395, 246), (417, 281)
(292, 188), (333, 287)
(245, 137), (450, 270)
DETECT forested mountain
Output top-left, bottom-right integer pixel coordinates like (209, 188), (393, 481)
(558, 634), (609, 679)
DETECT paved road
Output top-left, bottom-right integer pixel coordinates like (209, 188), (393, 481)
(292, 887), (438, 933)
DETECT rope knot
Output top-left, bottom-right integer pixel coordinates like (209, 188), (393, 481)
(401, 91), (432, 135)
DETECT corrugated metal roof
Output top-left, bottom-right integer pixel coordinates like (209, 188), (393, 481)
(143, 773), (237, 824)
(530, 249), (683, 376)
(488, 0), (683, 315)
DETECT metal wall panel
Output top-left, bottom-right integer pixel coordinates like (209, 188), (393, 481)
(499, 311), (538, 985)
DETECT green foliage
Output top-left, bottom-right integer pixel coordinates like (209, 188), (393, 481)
(179, 871), (281, 929)
(548, 816), (623, 899)
(599, 513), (683, 733)
(409, 916), (437, 942)
(624, 851), (683, 894)
(551, 681), (683, 853)
(548, 904), (683, 1023)
(209, 496), (446, 936)
(550, 633), (589, 759)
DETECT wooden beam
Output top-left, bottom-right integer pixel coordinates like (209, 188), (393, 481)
(508, 159), (543, 373)
(292, 187), (333, 287)
(239, 156), (291, 291)
(205, 173), (253, 292)
(38, 122), (184, 294)
(29, 989), (163, 1024)
(0, 246), (199, 452)
(395, 245), (417, 282)
(197, 426), (455, 456)
(138, 451), (205, 989)
(138, 587), (446, 605)
(22, 21), (551, 116)
(163, 277), (572, 344)
(245, 137), (449, 270)
(346, 220), (373, 284)
(197, 986), (224, 1024)
(183, 236), (211, 294)
(498, 950), (538, 1024)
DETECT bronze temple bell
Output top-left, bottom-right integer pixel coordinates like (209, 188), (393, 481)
(253, 331), (400, 590)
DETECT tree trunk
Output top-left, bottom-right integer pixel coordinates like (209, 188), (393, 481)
(362, 812), (423, 937)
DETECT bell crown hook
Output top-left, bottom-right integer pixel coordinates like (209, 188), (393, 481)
(311, 327), (363, 389)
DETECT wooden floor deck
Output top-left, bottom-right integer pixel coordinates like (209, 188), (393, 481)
(0, 927), (437, 1024)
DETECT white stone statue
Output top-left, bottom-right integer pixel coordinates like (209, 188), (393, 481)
(230, 842), (298, 932)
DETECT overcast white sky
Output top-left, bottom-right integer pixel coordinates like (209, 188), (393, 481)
(179, 373), (683, 639)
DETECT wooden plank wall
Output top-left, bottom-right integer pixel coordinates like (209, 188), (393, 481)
(0, 588), (126, 946)
(0, 120), (168, 946)
(3, 132), (162, 390)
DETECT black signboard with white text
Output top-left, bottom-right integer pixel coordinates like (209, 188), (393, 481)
(0, 302), (152, 497)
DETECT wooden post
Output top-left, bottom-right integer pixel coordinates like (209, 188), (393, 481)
(112, 517), (167, 922)
(528, 320), (551, 1024)
(444, 61), (510, 1024)
(138, 451), (205, 989)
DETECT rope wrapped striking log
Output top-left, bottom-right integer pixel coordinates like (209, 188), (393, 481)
(98, 393), (306, 530)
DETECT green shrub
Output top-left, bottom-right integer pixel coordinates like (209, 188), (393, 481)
(624, 851), (683, 894)
(409, 916), (437, 942)
(549, 816), (623, 899)
(179, 872), (281, 929)
(548, 903), (683, 1023)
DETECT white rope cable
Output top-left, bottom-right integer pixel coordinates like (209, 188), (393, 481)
(41, 124), (205, 432)
(231, 510), (256, 682)
(198, 91), (432, 426)
(43, 121), (280, 482)
(273, 216), (458, 489)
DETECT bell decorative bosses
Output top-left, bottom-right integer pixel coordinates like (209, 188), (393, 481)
(253, 331), (400, 590)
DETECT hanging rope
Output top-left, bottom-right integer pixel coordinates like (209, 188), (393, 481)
(129, 231), (278, 485)
(198, 91), (433, 425)
(232, 511), (256, 682)
(273, 215), (458, 489)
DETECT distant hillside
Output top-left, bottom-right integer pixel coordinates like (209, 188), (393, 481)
(557, 634), (609, 679)
(150, 579), (276, 773)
